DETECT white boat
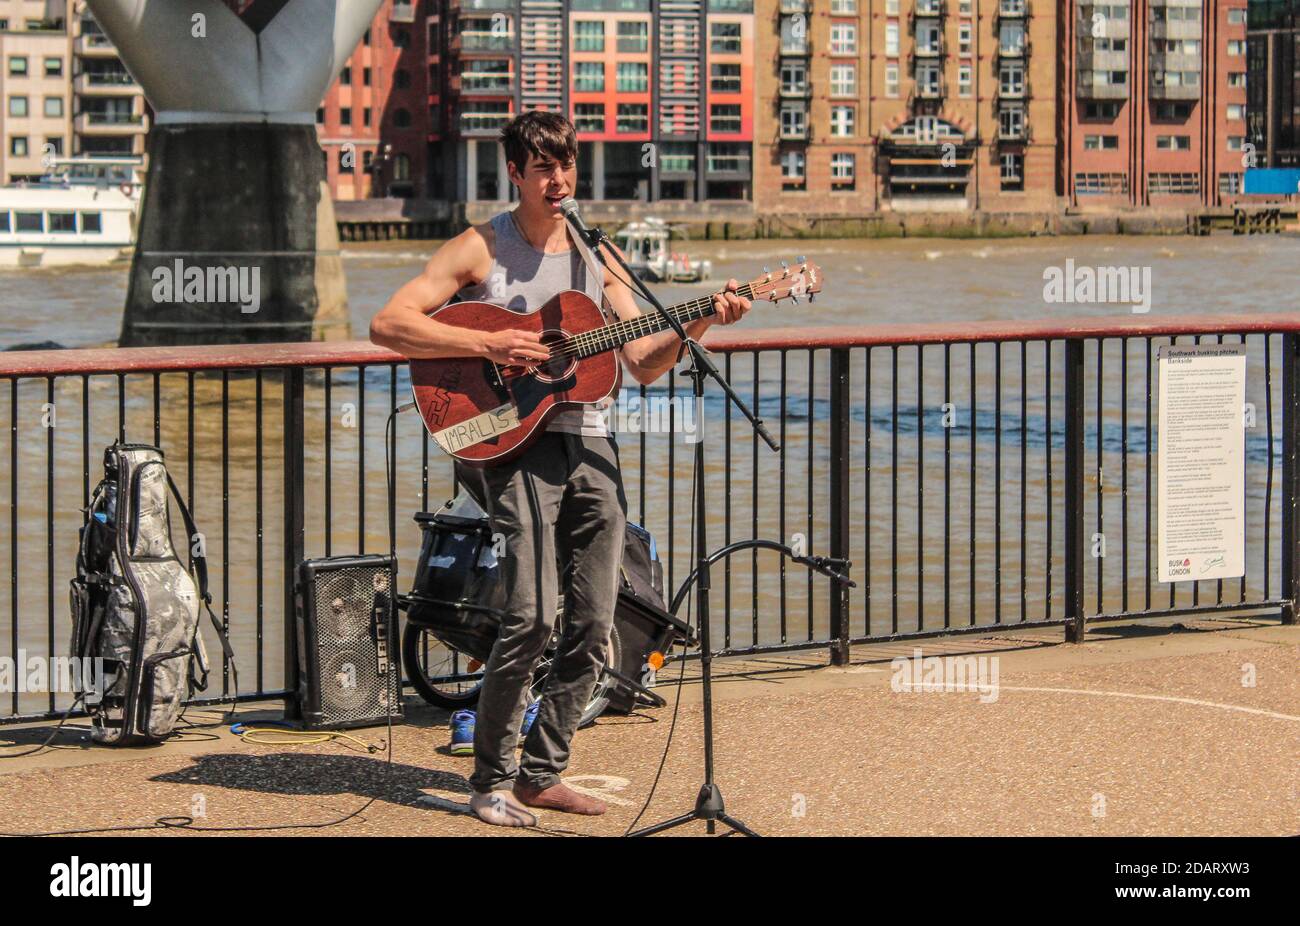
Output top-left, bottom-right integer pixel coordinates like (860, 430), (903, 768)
(613, 217), (712, 283)
(0, 158), (141, 268)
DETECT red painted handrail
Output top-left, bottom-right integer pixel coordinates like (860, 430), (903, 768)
(2, 313), (1299, 378)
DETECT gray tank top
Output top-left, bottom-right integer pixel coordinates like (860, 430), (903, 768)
(454, 211), (613, 436)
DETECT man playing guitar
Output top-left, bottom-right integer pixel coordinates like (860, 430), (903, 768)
(370, 111), (752, 828)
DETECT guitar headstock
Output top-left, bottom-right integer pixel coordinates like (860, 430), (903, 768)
(750, 257), (824, 305)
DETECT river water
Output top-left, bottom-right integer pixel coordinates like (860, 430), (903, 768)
(0, 235), (1293, 713)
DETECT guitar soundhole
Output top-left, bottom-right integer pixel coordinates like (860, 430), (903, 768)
(531, 328), (578, 384)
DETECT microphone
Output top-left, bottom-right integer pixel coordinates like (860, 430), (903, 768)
(559, 197), (597, 246)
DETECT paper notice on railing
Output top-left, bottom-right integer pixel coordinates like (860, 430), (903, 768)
(1157, 344), (1246, 584)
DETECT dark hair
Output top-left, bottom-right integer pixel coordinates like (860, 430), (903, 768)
(500, 110), (577, 175)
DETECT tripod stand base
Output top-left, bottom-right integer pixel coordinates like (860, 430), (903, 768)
(627, 783), (760, 837)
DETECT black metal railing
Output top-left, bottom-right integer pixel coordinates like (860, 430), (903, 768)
(1, 315), (1296, 722)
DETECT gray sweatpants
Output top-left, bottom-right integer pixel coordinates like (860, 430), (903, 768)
(455, 431), (628, 793)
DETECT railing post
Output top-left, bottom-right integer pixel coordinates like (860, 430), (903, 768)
(1064, 338), (1086, 643)
(283, 367), (306, 716)
(829, 348), (851, 665)
(1282, 333), (1299, 625)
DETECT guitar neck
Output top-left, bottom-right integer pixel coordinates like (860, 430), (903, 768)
(567, 283), (757, 358)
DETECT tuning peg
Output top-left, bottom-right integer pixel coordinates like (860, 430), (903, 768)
(762, 265), (771, 278)
(808, 292), (816, 303)
(796, 255), (806, 264)
(780, 260), (789, 275)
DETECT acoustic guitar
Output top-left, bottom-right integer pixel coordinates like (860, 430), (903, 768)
(410, 259), (823, 466)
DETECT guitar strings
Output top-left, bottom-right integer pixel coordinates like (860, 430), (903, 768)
(543, 283), (760, 362)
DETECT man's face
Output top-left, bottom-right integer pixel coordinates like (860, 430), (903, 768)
(509, 150), (577, 214)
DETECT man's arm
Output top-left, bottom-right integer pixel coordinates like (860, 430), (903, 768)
(369, 226), (551, 365)
(597, 240), (751, 386)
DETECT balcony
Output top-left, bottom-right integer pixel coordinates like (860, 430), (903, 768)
(909, 2), (946, 34)
(913, 80), (946, 101)
(1150, 19), (1202, 41)
(779, 0), (808, 12)
(74, 72), (141, 96)
(780, 41), (810, 56)
(74, 32), (118, 57)
(451, 31), (516, 53)
(994, 0), (1031, 25)
(1149, 52), (1202, 74)
(996, 38), (1030, 59)
(459, 111), (512, 135)
(391, 1), (415, 22)
(996, 79), (1031, 101)
(1078, 9), (1129, 39)
(1077, 45), (1129, 73)
(706, 154), (751, 176)
(449, 0), (515, 10)
(998, 117), (1031, 143)
(911, 42), (944, 62)
(779, 81), (811, 99)
(75, 111), (146, 135)
(779, 122), (809, 141)
(449, 73), (515, 95)
(1077, 73), (1130, 99)
(1149, 76), (1201, 100)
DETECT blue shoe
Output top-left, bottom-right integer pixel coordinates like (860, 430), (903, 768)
(519, 700), (540, 738)
(449, 710), (475, 756)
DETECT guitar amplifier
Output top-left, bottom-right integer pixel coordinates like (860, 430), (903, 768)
(294, 555), (403, 730)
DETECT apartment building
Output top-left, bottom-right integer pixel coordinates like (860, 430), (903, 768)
(1059, 0), (1250, 208)
(0, 2), (147, 184)
(1247, 0), (1300, 169)
(753, 0), (1058, 215)
(421, 0), (754, 204)
(317, 0), (427, 200)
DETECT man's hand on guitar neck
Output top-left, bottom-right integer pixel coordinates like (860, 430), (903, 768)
(709, 278), (752, 327)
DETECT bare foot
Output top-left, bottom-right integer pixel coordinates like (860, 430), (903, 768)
(514, 780), (607, 816)
(469, 789), (538, 827)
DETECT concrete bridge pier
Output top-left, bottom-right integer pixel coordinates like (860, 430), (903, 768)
(86, 0), (383, 346)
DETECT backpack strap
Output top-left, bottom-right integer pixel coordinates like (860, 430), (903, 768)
(164, 473), (237, 694)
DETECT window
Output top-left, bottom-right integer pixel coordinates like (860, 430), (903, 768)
(316, 107), (324, 124)
(710, 22), (741, 54)
(917, 24), (941, 55)
(1001, 153), (1024, 191)
(1227, 40), (1245, 56)
(1156, 135), (1191, 151)
(999, 106), (1024, 139)
(885, 22), (899, 57)
(15, 211), (41, 232)
(393, 28), (410, 49)
(916, 65), (941, 96)
(959, 23), (972, 56)
(616, 103), (648, 133)
(1227, 72), (1246, 88)
(340, 66), (351, 85)
(394, 154), (411, 182)
(780, 16), (807, 54)
(363, 108), (372, 127)
(830, 64), (855, 97)
(338, 150), (354, 174)
(574, 21), (604, 52)
(1084, 134), (1119, 150)
(886, 0), (899, 13)
(43, 96), (61, 117)
(1083, 101), (1122, 120)
(573, 103), (604, 133)
(959, 0), (972, 12)
(48, 211), (76, 233)
(831, 0), (857, 13)
(781, 60), (807, 95)
(1219, 172), (1242, 195)
(363, 67), (372, 87)
(958, 65), (972, 97)
(44, 136), (62, 156)
(0, 212), (10, 233)
(781, 149), (805, 181)
(574, 61), (603, 92)
(616, 62), (648, 93)
(831, 152), (855, 190)
(618, 21), (649, 54)
(780, 104), (806, 138)
(830, 24), (856, 55)
(339, 107), (352, 126)
(830, 105), (854, 137)
(1000, 22), (1025, 56)
(885, 63), (900, 98)
(1152, 101), (1193, 120)
(80, 212), (102, 233)
(1226, 136), (1246, 151)
(9, 96), (27, 118)
(1226, 103), (1245, 120)
(394, 69), (410, 89)
(1000, 64), (1024, 96)
(1147, 172), (1199, 194)
(1075, 173), (1129, 195)
(43, 57), (61, 77)
(8, 56), (27, 76)
(711, 63), (741, 93)
(710, 103), (741, 133)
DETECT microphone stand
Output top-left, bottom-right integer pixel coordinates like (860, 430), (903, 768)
(568, 210), (776, 837)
